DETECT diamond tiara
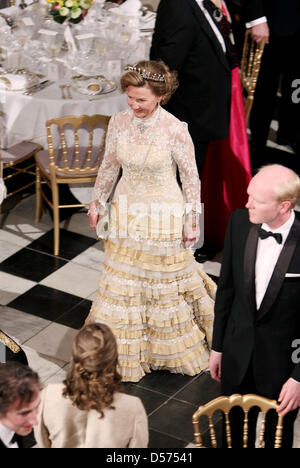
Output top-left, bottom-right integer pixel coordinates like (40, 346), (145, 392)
(124, 65), (165, 82)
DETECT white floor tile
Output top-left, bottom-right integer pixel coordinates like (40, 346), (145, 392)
(72, 243), (105, 271)
(0, 239), (23, 262)
(0, 306), (50, 343)
(0, 272), (36, 305)
(60, 212), (96, 239)
(40, 262), (100, 299)
(24, 323), (77, 363)
(22, 345), (69, 385)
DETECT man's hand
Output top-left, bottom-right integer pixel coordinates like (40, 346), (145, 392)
(209, 350), (222, 383)
(251, 22), (270, 44)
(277, 378), (300, 417)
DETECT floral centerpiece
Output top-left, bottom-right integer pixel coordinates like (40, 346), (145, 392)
(47, 0), (94, 24)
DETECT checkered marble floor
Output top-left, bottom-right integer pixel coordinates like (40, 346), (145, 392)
(1, 137), (300, 447)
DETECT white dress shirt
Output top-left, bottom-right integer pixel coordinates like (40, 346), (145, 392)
(0, 423), (18, 448)
(196, 0), (227, 52)
(245, 16), (268, 29)
(255, 211), (295, 309)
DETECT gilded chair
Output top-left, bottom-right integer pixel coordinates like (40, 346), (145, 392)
(192, 393), (283, 448)
(240, 29), (266, 125)
(0, 112), (42, 205)
(35, 114), (110, 256)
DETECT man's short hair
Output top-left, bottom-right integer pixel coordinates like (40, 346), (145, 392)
(0, 362), (40, 417)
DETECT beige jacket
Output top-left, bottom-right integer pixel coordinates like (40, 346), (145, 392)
(34, 383), (149, 448)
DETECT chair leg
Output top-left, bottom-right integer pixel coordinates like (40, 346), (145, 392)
(35, 167), (42, 223)
(52, 182), (60, 256)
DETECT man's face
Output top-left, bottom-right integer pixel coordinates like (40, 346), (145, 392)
(0, 391), (40, 436)
(245, 175), (283, 227)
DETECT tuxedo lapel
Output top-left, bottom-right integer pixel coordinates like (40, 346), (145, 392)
(244, 223), (259, 314)
(257, 216), (300, 321)
(188, 0), (231, 72)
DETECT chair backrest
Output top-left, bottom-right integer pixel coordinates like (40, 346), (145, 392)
(46, 114), (110, 177)
(192, 393), (283, 448)
(240, 30), (265, 124)
(0, 0), (14, 8)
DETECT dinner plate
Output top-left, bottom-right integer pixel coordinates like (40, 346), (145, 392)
(71, 75), (117, 96)
(0, 69), (41, 91)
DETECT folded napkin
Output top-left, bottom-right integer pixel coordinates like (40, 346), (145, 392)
(140, 10), (156, 28)
(113, 0), (142, 16)
(0, 73), (38, 90)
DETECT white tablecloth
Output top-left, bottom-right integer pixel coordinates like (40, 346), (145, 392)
(0, 80), (127, 149)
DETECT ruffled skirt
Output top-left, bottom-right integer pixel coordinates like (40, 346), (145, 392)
(86, 235), (216, 382)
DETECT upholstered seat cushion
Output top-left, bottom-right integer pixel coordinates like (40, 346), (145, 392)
(1, 141), (40, 165)
(36, 147), (100, 178)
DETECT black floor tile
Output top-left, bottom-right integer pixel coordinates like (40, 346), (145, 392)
(174, 371), (221, 407)
(122, 383), (168, 415)
(56, 299), (92, 329)
(0, 248), (67, 282)
(27, 229), (97, 261)
(148, 399), (197, 443)
(148, 430), (187, 448)
(8, 285), (83, 321)
(138, 370), (197, 397)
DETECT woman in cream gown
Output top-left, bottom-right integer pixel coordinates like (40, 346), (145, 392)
(87, 60), (216, 382)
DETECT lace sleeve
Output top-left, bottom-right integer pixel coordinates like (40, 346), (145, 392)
(92, 114), (121, 205)
(172, 121), (201, 213)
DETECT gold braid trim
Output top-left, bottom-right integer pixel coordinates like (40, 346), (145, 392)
(0, 331), (21, 354)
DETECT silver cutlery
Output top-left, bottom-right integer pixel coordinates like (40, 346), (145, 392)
(65, 84), (72, 99)
(59, 84), (66, 99)
(23, 80), (52, 96)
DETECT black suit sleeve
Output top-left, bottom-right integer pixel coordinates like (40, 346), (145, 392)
(212, 211), (236, 352)
(150, 0), (196, 73)
(242, 0), (265, 22)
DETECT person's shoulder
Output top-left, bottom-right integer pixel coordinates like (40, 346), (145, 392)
(230, 208), (251, 229)
(161, 108), (188, 128)
(113, 392), (145, 411)
(42, 382), (65, 400)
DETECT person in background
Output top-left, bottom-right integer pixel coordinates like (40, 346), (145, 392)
(244, 0), (300, 166)
(210, 164), (300, 447)
(150, 0), (251, 261)
(0, 362), (40, 449)
(34, 323), (149, 448)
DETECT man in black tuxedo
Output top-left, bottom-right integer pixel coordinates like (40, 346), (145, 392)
(210, 164), (300, 447)
(150, 0), (232, 260)
(0, 362), (40, 449)
(150, 0), (231, 175)
(244, 0), (300, 163)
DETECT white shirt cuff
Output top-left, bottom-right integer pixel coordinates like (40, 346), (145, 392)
(246, 17), (268, 29)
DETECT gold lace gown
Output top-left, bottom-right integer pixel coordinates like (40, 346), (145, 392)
(86, 106), (216, 382)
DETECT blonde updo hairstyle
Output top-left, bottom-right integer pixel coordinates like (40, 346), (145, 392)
(63, 323), (122, 418)
(120, 60), (178, 105)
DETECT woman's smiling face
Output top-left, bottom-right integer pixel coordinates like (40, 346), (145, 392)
(127, 84), (162, 119)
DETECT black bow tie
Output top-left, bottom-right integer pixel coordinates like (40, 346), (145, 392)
(258, 227), (283, 244)
(10, 433), (18, 445)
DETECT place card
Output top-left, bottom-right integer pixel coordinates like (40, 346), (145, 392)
(75, 33), (95, 41)
(38, 29), (58, 36)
